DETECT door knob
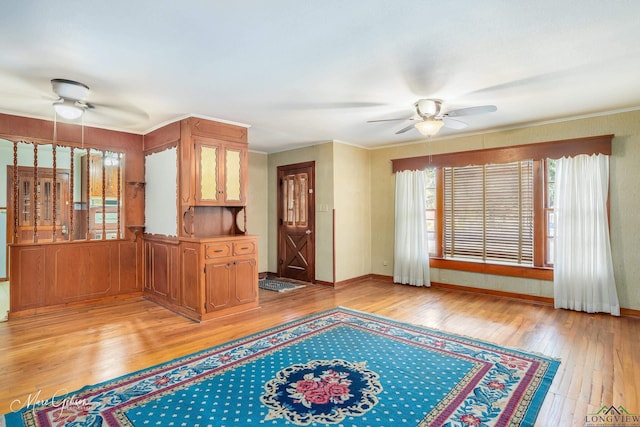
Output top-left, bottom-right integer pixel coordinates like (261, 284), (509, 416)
(305, 229), (312, 235)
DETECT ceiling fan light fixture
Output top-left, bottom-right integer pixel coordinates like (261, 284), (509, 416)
(53, 99), (84, 120)
(415, 118), (445, 137)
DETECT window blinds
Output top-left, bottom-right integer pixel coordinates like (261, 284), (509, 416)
(443, 161), (534, 265)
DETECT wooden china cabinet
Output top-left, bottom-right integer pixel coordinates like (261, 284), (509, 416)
(143, 117), (258, 321)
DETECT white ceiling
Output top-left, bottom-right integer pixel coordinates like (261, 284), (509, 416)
(1, 1), (640, 153)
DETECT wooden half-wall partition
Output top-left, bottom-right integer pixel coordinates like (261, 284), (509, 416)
(1, 112), (146, 318)
(9, 239), (142, 318)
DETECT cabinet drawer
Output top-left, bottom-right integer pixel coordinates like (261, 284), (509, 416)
(233, 241), (256, 256)
(204, 243), (232, 258)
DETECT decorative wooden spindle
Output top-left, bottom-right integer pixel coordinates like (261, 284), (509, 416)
(12, 140), (18, 243)
(69, 147), (75, 240)
(52, 143), (57, 242)
(33, 143), (38, 243)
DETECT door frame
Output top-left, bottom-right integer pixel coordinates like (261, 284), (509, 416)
(277, 161), (315, 282)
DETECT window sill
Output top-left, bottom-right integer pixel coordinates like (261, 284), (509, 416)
(429, 258), (553, 281)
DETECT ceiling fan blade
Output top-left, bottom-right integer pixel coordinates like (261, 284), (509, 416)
(83, 102), (149, 126)
(367, 117), (415, 123)
(446, 105), (497, 117)
(442, 117), (468, 130)
(286, 101), (388, 109)
(395, 123), (417, 134)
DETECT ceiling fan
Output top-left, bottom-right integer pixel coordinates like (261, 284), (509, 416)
(368, 99), (497, 137)
(0, 74), (148, 127)
(51, 78), (94, 120)
(47, 78), (149, 126)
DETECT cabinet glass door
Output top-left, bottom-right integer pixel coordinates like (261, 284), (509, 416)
(198, 144), (219, 202)
(224, 148), (242, 202)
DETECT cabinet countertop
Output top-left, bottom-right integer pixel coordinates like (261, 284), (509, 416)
(179, 235), (259, 243)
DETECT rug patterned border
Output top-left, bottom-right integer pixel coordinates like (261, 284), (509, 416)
(8, 307), (559, 426)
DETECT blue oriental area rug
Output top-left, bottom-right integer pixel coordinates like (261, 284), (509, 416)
(3, 307), (559, 426)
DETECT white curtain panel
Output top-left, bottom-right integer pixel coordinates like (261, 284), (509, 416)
(554, 154), (620, 316)
(393, 170), (430, 287)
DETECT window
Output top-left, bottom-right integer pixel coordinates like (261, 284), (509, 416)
(393, 135), (612, 279)
(424, 168), (437, 254)
(442, 161), (534, 265)
(544, 159), (556, 266)
(426, 160), (551, 269)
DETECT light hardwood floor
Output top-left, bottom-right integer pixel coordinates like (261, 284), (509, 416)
(1, 279), (639, 426)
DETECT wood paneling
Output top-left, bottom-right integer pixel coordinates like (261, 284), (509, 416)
(151, 243), (169, 297)
(10, 246), (46, 310)
(191, 206), (245, 237)
(144, 237), (180, 299)
(0, 113), (143, 150)
(180, 242), (200, 313)
(143, 120), (180, 154)
(51, 244), (113, 301)
(1, 280), (638, 426)
(190, 118), (248, 143)
(9, 240), (142, 317)
(118, 241), (141, 293)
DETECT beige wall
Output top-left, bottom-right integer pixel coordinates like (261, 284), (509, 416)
(247, 151), (269, 273)
(370, 109), (640, 310)
(333, 143), (371, 282)
(252, 110), (640, 310)
(267, 143), (335, 282)
(255, 141), (372, 284)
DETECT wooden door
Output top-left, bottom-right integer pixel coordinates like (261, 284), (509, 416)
(277, 162), (315, 282)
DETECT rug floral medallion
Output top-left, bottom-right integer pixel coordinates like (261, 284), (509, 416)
(261, 359), (382, 425)
(4, 307), (559, 427)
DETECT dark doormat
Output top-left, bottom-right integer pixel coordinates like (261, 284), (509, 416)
(258, 278), (306, 292)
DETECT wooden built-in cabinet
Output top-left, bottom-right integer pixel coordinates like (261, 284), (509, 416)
(178, 118), (248, 237)
(193, 236), (258, 320)
(203, 237), (258, 313)
(144, 235), (258, 321)
(193, 139), (247, 206)
(143, 117), (257, 322)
